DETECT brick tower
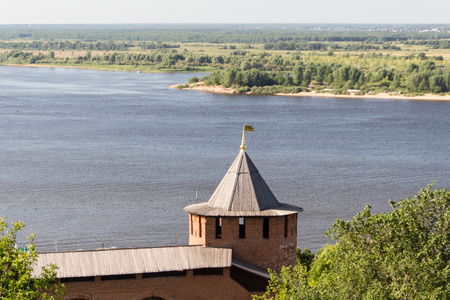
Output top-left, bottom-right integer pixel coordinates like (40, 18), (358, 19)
(184, 130), (302, 272)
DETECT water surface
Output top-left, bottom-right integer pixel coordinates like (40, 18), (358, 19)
(1, 66), (449, 252)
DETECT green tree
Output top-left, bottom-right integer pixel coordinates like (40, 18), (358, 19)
(222, 68), (238, 88)
(284, 72), (293, 86)
(407, 73), (423, 92)
(188, 76), (199, 84)
(256, 184), (450, 300)
(0, 218), (64, 299)
(296, 248), (315, 271)
(293, 66), (303, 86)
(429, 75), (448, 93)
(391, 73), (402, 88)
(317, 184), (450, 299)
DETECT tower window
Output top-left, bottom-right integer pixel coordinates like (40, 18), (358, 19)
(284, 215), (288, 238)
(263, 217), (269, 239)
(239, 218), (245, 239)
(295, 214), (298, 234)
(199, 216), (202, 238)
(215, 217), (222, 239)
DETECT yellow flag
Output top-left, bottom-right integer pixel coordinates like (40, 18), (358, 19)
(244, 125), (254, 131)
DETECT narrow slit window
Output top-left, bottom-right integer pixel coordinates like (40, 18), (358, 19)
(199, 216), (202, 238)
(263, 217), (269, 239)
(295, 214), (298, 234)
(284, 215), (288, 238)
(215, 217), (222, 239)
(239, 218), (245, 239)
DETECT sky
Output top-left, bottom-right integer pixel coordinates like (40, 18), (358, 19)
(0, 0), (449, 24)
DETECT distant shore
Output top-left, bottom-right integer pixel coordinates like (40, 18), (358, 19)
(170, 83), (450, 102)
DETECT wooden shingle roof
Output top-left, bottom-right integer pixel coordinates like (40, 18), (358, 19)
(184, 150), (302, 217)
(33, 246), (232, 278)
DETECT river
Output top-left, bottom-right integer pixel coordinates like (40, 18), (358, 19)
(1, 65), (449, 252)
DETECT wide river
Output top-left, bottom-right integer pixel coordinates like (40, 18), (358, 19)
(1, 66), (449, 253)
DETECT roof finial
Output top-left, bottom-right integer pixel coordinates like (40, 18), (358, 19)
(240, 124), (254, 151)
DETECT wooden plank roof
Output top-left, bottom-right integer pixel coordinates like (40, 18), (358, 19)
(183, 202), (301, 217)
(33, 246), (232, 278)
(184, 150), (302, 216)
(232, 259), (270, 279)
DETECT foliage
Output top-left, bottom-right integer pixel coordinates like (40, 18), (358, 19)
(0, 218), (64, 299)
(296, 248), (315, 271)
(188, 76), (199, 84)
(253, 264), (317, 300)
(188, 51), (449, 95)
(256, 184), (450, 299)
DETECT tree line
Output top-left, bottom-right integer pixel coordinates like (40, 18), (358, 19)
(264, 42), (401, 51)
(138, 42), (180, 49)
(405, 39), (450, 49)
(1, 24), (449, 44)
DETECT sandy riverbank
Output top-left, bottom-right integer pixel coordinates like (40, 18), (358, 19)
(170, 83), (450, 102)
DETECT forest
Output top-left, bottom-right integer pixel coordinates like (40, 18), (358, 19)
(1, 24), (450, 95)
(1, 24), (449, 43)
(196, 53), (450, 95)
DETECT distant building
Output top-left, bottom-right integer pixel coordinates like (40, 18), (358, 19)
(34, 134), (302, 300)
(347, 89), (360, 94)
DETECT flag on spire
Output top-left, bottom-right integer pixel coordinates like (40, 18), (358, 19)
(241, 124), (254, 150)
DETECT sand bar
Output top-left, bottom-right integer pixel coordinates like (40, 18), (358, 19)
(170, 83), (450, 102)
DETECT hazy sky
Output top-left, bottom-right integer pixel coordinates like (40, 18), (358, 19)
(0, 0), (449, 24)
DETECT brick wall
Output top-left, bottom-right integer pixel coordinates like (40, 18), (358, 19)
(188, 213), (298, 272)
(188, 214), (206, 245)
(60, 267), (252, 300)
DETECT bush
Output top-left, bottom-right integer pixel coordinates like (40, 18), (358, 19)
(188, 76), (199, 84)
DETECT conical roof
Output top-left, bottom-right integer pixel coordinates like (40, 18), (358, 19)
(184, 149), (302, 217)
(207, 149), (281, 211)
